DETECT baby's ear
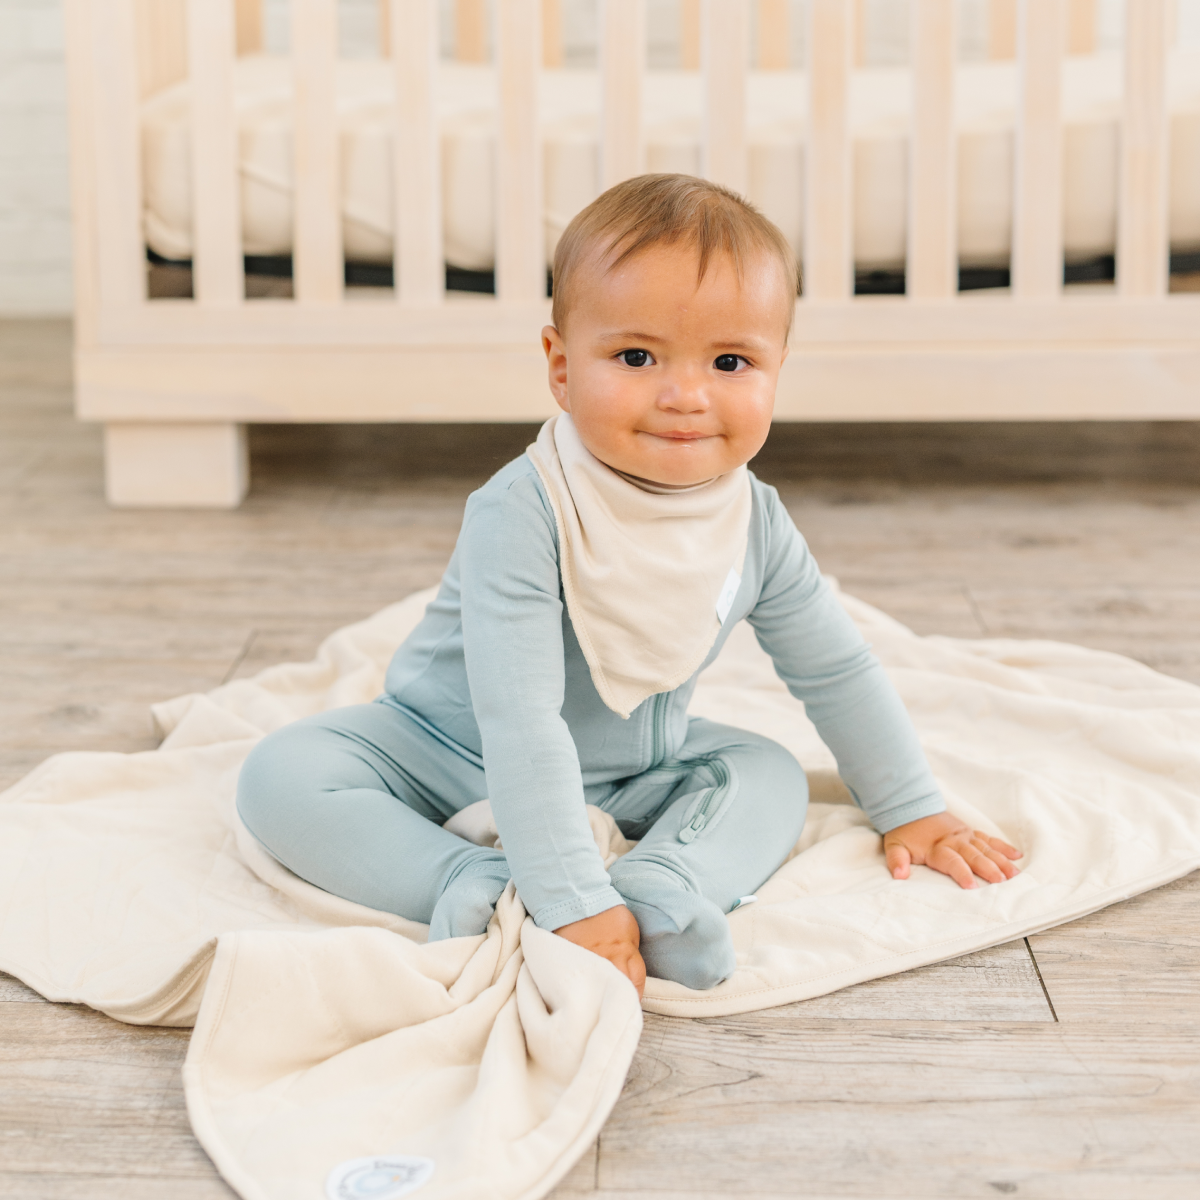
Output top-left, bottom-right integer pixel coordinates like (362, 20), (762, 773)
(542, 325), (570, 409)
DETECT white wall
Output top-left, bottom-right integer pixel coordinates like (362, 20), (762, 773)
(0, 0), (72, 315)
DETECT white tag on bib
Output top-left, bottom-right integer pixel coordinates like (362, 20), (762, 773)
(715, 566), (741, 625)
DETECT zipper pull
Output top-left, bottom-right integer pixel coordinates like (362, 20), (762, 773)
(678, 811), (707, 844)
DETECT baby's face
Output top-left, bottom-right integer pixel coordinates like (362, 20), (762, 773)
(542, 241), (790, 486)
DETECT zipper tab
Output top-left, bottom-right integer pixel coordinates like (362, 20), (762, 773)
(676, 758), (733, 844)
(679, 788), (718, 843)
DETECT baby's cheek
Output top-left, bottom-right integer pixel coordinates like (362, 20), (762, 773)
(727, 391), (775, 441)
(568, 403), (639, 467)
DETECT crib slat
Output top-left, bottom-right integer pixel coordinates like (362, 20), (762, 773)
(907, 0), (956, 300)
(456, 0), (489, 64)
(543, 0), (564, 68)
(134, 0), (187, 100)
(804, 0), (852, 302)
(989, 0), (1017, 60)
(702, 0), (748, 193)
(600, 0), (644, 189)
(1118, 0), (1170, 298)
(63, 0), (100, 344)
(292, 0), (342, 305)
(91, 0), (145, 309)
(391, 0), (443, 304)
(378, 0), (391, 57)
(854, 0), (869, 68)
(681, 0), (701, 70)
(758, 0), (789, 70)
(1066, 0), (1096, 55)
(187, 0), (243, 307)
(235, 0), (263, 54)
(496, 0), (543, 303)
(1012, 0), (1064, 299)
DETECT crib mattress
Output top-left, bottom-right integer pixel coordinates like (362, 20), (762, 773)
(142, 51), (1200, 273)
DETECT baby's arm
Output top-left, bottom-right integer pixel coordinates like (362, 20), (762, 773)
(458, 473), (645, 990)
(747, 486), (1019, 888)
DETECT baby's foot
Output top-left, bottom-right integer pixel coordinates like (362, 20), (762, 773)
(428, 860), (510, 941)
(610, 868), (735, 990)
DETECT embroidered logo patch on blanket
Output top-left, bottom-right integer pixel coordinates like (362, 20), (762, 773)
(326, 1155), (435, 1200)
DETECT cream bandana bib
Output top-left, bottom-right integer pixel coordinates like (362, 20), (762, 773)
(527, 413), (752, 719)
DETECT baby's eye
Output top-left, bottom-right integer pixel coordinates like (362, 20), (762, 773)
(618, 349), (652, 368)
(713, 354), (748, 373)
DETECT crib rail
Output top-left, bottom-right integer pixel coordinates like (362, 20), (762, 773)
(63, 0), (1200, 506)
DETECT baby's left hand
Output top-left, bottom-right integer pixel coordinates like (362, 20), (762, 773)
(884, 812), (1021, 889)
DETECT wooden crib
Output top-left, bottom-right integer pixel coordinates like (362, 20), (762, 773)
(64, 0), (1200, 507)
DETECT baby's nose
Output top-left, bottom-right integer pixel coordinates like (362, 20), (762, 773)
(658, 373), (710, 412)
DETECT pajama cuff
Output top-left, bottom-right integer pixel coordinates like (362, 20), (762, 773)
(529, 884), (627, 932)
(870, 794), (947, 835)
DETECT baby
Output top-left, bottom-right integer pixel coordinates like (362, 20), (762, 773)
(237, 174), (1019, 998)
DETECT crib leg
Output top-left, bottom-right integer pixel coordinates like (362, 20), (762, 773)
(103, 422), (250, 508)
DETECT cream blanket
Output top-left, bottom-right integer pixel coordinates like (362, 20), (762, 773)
(2, 587), (1200, 1200)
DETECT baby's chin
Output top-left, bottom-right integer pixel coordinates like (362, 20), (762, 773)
(600, 439), (743, 487)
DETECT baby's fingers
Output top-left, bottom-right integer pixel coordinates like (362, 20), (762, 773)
(885, 841), (913, 880)
(964, 843), (1009, 884)
(979, 832), (1022, 861)
(620, 948), (647, 1000)
(977, 838), (1020, 879)
(929, 844), (977, 890)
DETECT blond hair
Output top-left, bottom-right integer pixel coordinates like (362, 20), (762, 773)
(550, 173), (799, 333)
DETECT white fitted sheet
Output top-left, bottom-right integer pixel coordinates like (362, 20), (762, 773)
(141, 51), (1200, 273)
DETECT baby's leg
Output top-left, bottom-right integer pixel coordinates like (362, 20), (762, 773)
(236, 702), (509, 939)
(606, 718), (808, 990)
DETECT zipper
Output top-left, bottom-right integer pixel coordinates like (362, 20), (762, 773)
(678, 756), (731, 844)
(649, 691), (669, 765)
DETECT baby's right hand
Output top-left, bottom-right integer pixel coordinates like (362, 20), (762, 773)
(554, 905), (646, 999)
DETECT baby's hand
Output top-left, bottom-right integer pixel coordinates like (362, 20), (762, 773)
(884, 812), (1021, 889)
(554, 905), (646, 999)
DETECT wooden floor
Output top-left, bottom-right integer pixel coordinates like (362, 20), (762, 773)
(2, 317), (1199, 1199)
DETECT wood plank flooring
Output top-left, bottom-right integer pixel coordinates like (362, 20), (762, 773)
(2, 318), (1199, 1198)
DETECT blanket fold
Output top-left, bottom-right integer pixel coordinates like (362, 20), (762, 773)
(184, 890), (644, 1200)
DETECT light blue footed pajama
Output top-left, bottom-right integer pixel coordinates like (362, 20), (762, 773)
(237, 456), (945, 990)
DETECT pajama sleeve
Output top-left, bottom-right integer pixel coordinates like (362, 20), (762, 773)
(457, 470), (626, 930)
(746, 484), (946, 833)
